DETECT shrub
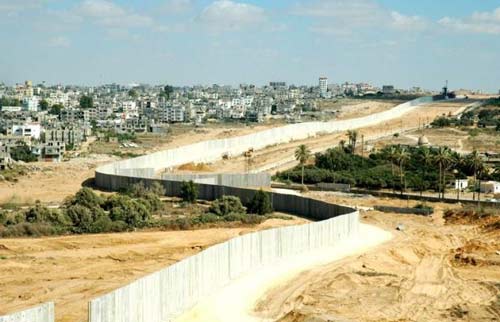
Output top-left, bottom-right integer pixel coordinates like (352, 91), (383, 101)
(107, 195), (151, 228)
(65, 205), (106, 233)
(180, 180), (198, 203)
(69, 188), (104, 209)
(127, 181), (165, 198)
(0, 223), (57, 238)
(196, 213), (220, 224)
(223, 212), (247, 222)
(248, 189), (273, 215)
(209, 196), (245, 217)
(89, 215), (113, 233)
(242, 214), (265, 225)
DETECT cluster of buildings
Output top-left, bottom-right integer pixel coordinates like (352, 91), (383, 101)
(0, 78), (428, 166)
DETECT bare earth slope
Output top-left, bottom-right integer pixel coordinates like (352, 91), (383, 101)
(255, 205), (500, 322)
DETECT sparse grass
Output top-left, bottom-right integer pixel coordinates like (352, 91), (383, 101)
(0, 165), (28, 182)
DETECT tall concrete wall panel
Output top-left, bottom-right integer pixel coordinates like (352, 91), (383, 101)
(161, 173), (271, 188)
(0, 303), (54, 322)
(89, 211), (359, 322)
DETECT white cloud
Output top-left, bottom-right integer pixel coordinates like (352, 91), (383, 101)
(162, 0), (195, 14)
(293, 0), (427, 35)
(439, 7), (500, 35)
(391, 11), (428, 31)
(198, 0), (266, 31)
(47, 36), (70, 48)
(0, 0), (42, 12)
(74, 0), (153, 29)
(291, 0), (384, 26)
(77, 0), (125, 18)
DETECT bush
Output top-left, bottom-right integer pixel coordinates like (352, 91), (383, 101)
(209, 196), (245, 217)
(0, 223), (57, 238)
(180, 180), (198, 203)
(223, 212), (247, 222)
(65, 205), (107, 233)
(196, 213), (220, 224)
(248, 189), (273, 215)
(68, 188), (104, 209)
(127, 181), (165, 198)
(106, 195), (152, 228)
(10, 143), (37, 162)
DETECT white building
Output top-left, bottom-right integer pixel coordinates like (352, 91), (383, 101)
(159, 105), (185, 123)
(122, 101), (138, 119)
(23, 96), (40, 112)
(480, 181), (500, 194)
(319, 77), (328, 98)
(1, 106), (22, 112)
(11, 123), (42, 140)
(454, 179), (468, 191)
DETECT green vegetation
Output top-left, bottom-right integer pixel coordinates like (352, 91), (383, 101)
(79, 95), (93, 109)
(49, 103), (64, 116)
(0, 97), (21, 107)
(431, 100), (500, 130)
(128, 89), (138, 98)
(160, 85), (174, 100)
(39, 99), (49, 111)
(248, 189), (273, 215)
(180, 180), (198, 203)
(10, 143), (37, 162)
(276, 144), (493, 198)
(294, 144), (311, 185)
(0, 183), (165, 237)
(0, 165), (28, 182)
(0, 182), (282, 237)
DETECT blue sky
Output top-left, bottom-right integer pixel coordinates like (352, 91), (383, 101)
(1, 0), (499, 92)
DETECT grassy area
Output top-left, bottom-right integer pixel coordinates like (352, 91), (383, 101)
(0, 165), (28, 183)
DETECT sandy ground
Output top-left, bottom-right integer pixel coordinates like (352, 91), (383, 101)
(254, 192), (500, 322)
(175, 224), (392, 322)
(0, 216), (307, 322)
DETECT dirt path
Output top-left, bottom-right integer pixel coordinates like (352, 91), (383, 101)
(253, 194), (500, 322)
(0, 217), (307, 322)
(175, 224), (392, 322)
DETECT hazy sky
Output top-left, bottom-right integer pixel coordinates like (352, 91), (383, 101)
(1, 0), (499, 92)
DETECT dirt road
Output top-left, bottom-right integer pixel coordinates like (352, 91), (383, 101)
(254, 192), (500, 322)
(175, 224), (392, 322)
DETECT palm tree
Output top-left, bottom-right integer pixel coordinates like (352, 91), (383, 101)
(418, 147), (433, 196)
(347, 130), (358, 154)
(387, 146), (399, 193)
(395, 147), (410, 195)
(434, 147), (452, 199)
(295, 144), (311, 186)
(467, 151), (485, 202)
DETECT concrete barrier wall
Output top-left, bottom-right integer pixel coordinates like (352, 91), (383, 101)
(97, 97), (434, 177)
(88, 97), (435, 322)
(0, 303), (54, 322)
(88, 210), (358, 322)
(161, 173), (271, 188)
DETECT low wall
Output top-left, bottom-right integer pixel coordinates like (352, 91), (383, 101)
(0, 303), (54, 322)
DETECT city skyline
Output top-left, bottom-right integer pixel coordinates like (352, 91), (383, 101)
(1, 0), (499, 92)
